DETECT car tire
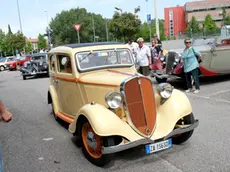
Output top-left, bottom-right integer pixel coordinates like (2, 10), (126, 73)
(0, 66), (5, 71)
(155, 77), (167, 83)
(80, 120), (111, 167)
(172, 114), (195, 145)
(23, 76), (26, 80)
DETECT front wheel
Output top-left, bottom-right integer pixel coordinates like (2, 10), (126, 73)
(0, 66), (5, 71)
(23, 76), (26, 80)
(80, 121), (111, 167)
(155, 77), (167, 83)
(172, 114), (195, 144)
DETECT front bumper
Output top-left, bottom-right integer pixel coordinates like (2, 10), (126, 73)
(102, 119), (199, 154)
(22, 71), (48, 76)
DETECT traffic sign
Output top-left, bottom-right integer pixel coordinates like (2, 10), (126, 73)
(73, 24), (82, 32)
(147, 14), (151, 22)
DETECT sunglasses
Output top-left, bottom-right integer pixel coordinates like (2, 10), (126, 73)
(185, 42), (191, 44)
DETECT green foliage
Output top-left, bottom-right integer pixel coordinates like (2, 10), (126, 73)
(188, 16), (201, 33)
(222, 8), (230, 25)
(38, 34), (47, 49)
(134, 19), (165, 42)
(50, 8), (108, 45)
(109, 11), (141, 42)
(25, 41), (32, 53)
(203, 14), (218, 34)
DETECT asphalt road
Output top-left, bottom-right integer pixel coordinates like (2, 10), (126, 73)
(1, 71), (230, 172)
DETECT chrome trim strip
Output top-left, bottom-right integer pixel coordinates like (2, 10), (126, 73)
(102, 119), (199, 154)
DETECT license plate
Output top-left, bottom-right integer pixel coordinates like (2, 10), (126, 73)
(145, 139), (172, 154)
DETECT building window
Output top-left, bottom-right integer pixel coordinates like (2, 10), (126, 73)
(169, 10), (174, 37)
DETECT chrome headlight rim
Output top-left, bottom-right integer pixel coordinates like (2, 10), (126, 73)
(158, 83), (174, 99)
(105, 92), (122, 109)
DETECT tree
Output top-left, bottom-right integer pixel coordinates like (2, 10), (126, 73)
(188, 16), (201, 34)
(8, 24), (13, 35)
(50, 8), (108, 45)
(38, 34), (47, 49)
(222, 8), (230, 25)
(203, 14), (218, 34)
(109, 9), (141, 42)
(25, 41), (32, 53)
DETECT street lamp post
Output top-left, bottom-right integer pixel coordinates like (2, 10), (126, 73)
(44, 11), (51, 49)
(154, 0), (160, 40)
(105, 18), (109, 42)
(146, 0), (152, 42)
(16, 0), (26, 55)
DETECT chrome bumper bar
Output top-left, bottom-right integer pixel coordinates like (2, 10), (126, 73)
(102, 119), (199, 154)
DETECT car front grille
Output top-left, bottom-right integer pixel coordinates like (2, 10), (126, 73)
(121, 76), (157, 137)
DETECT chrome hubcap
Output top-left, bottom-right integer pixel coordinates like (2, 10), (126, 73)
(86, 131), (97, 149)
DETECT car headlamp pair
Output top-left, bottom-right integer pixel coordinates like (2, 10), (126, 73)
(105, 92), (122, 109)
(158, 83), (174, 99)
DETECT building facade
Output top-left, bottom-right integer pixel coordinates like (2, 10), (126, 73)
(185, 0), (230, 28)
(164, 6), (187, 38)
(164, 0), (230, 38)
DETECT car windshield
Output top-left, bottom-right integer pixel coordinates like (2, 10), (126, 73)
(76, 49), (133, 71)
(32, 55), (47, 61)
(20, 56), (26, 60)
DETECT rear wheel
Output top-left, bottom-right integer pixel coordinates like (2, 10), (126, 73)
(172, 114), (195, 144)
(23, 76), (26, 80)
(80, 121), (111, 167)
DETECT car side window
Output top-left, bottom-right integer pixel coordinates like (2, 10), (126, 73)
(50, 55), (55, 71)
(57, 55), (72, 74)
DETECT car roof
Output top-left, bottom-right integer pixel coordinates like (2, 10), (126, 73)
(32, 53), (48, 56)
(60, 42), (122, 49)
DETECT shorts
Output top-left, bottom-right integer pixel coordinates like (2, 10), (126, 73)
(139, 66), (150, 76)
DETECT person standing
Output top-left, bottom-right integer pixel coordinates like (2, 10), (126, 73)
(126, 38), (138, 62)
(135, 37), (151, 77)
(182, 38), (201, 93)
(152, 34), (162, 47)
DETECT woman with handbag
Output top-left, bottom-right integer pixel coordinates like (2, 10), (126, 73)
(182, 38), (202, 94)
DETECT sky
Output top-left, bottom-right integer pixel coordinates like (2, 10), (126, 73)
(0, 0), (196, 38)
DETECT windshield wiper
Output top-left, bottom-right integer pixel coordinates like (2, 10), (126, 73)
(79, 52), (92, 63)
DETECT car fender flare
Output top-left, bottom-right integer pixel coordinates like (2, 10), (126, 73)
(69, 103), (141, 140)
(48, 85), (60, 114)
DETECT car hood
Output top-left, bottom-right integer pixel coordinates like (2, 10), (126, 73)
(168, 45), (212, 54)
(79, 68), (137, 86)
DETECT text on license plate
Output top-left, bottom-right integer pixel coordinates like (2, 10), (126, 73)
(145, 139), (172, 154)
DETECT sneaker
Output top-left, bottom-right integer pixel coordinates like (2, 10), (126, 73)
(185, 89), (192, 93)
(194, 89), (200, 94)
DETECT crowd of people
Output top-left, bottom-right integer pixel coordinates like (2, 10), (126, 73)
(126, 35), (201, 94)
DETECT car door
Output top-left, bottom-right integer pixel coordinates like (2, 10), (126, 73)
(210, 45), (230, 73)
(55, 53), (83, 118)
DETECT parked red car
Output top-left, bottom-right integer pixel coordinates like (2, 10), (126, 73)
(17, 55), (31, 67)
(6, 56), (18, 71)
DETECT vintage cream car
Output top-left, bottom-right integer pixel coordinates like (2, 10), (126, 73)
(47, 42), (199, 166)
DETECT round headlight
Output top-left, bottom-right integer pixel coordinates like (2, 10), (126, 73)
(105, 92), (122, 109)
(158, 83), (174, 99)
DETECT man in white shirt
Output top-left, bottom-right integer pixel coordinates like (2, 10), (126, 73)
(134, 37), (151, 77)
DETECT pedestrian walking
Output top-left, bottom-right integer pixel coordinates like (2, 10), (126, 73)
(134, 37), (151, 77)
(182, 38), (201, 93)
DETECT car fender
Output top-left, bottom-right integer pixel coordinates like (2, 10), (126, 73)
(151, 89), (193, 139)
(48, 85), (60, 114)
(69, 103), (143, 141)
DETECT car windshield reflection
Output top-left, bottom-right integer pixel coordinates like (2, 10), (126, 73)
(32, 55), (47, 61)
(76, 49), (133, 71)
(192, 38), (216, 46)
